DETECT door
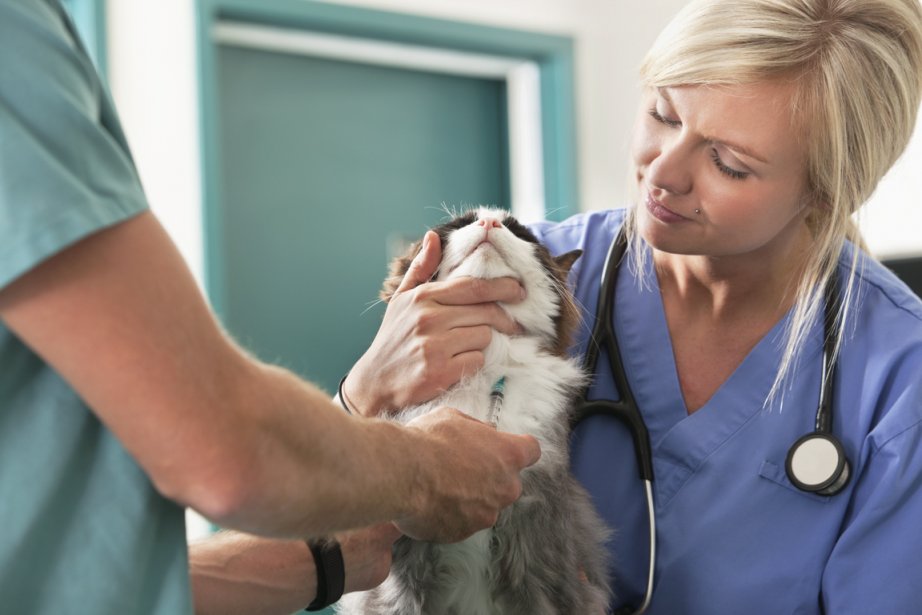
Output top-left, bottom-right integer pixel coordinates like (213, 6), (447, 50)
(197, 1), (577, 400)
(214, 42), (508, 391)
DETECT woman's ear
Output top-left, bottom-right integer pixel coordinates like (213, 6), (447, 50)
(802, 190), (832, 233)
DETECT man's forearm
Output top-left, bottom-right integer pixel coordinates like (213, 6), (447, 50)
(190, 532), (315, 615)
(0, 211), (534, 545)
(190, 525), (399, 615)
(192, 361), (428, 538)
(0, 212), (426, 539)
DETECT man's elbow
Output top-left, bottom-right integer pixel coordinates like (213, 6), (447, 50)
(150, 451), (261, 527)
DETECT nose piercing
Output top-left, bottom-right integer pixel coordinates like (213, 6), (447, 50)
(694, 209), (701, 215)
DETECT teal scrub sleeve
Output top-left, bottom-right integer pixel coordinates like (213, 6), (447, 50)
(0, 0), (148, 291)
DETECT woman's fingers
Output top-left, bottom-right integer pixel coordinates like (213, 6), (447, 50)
(419, 275), (526, 307)
(445, 325), (492, 355)
(446, 350), (487, 381)
(417, 303), (521, 337)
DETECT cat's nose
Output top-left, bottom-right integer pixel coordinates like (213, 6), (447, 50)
(477, 217), (503, 229)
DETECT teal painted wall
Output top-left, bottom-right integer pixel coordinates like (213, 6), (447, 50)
(216, 44), (509, 391)
(197, 0), (579, 395)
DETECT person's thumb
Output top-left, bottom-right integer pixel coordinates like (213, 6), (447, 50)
(510, 433), (542, 468)
(396, 230), (442, 293)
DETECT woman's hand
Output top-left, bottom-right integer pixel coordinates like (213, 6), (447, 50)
(344, 231), (525, 416)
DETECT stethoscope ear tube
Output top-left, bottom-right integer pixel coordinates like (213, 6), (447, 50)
(575, 231), (654, 482)
(783, 270), (851, 496)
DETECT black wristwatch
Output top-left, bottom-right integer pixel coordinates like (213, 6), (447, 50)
(305, 537), (345, 611)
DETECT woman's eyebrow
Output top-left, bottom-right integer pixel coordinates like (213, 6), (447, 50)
(706, 135), (769, 164)
(656, 87), (770, 164)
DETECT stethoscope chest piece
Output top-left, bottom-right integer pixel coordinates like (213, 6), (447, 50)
(785, 432), (851, 496)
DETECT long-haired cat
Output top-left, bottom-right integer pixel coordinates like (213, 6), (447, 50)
(338, 207), (612, 615)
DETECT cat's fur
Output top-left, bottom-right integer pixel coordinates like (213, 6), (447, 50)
(337, 208), (612, 615)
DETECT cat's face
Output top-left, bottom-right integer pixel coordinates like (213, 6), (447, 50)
(383, 207), (581, 355)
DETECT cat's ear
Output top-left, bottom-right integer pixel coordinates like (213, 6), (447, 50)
(379, 239), (424, 302)
(554, 249), (582, 274)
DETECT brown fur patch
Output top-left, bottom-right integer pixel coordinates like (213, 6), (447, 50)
(546, 249), (583, 356)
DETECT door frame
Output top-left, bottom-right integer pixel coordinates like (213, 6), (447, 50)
(195, 0), (579, 314)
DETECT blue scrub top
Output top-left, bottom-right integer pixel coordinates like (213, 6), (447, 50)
(532, 209), (922, 614)
(0, 1), (191, 612)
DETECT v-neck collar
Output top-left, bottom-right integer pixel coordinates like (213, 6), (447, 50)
(614, 251), (808, 506)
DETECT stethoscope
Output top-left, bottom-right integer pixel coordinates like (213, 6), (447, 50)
(572, 231), (851, 615)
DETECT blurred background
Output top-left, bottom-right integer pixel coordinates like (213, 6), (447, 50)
(62, 0), (922, 540)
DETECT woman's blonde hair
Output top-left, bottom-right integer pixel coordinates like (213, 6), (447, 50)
(628, 0), (922, 404)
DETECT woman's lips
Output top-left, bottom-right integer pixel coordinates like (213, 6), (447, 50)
(645, 193), (691, 223)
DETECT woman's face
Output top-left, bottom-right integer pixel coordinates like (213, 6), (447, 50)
(631, 81), (814, 262)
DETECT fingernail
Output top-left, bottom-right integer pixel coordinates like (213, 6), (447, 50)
(422, 233), (431, 252)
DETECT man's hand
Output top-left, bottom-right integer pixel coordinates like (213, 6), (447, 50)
(396, 407), (541, 543)
(344, 231), (525, 416)
(339, 522), (403, 594)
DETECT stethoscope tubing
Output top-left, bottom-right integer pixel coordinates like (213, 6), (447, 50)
(576, 232), (655, 615)
(578, 234), (655, 481)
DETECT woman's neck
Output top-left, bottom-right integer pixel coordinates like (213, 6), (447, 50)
(652, 226), (813, 326)
(652, 224), (815, 414)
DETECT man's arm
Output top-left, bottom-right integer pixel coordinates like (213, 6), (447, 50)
(0, 211), (540, 540)
(189, 523), (400, 615)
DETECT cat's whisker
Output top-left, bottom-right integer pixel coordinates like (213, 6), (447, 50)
(429, 202), (456, 221)
(360, 297), (386, 316)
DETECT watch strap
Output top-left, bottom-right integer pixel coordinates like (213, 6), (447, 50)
(305, 537), (345, 611)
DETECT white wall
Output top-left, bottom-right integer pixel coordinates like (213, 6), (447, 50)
(862, 116), (922, 259)
(107, 1), (203, 282)
(107, 0), (922, 275)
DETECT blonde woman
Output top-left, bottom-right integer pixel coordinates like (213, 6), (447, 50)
(346, 0), (922, 612)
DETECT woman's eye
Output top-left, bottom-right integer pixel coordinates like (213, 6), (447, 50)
(709, 148), (750, 180)
(648, 106), (681, 128)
